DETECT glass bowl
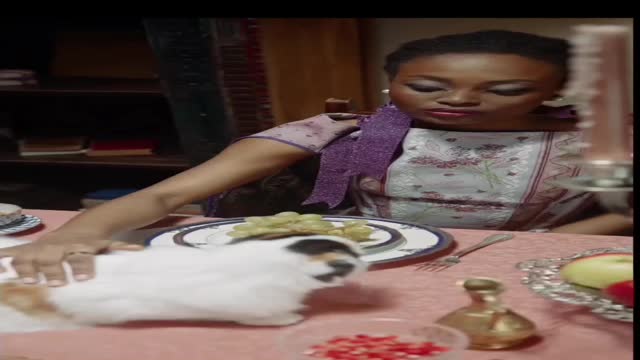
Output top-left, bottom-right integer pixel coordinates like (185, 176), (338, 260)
(278, 318), (469, 360)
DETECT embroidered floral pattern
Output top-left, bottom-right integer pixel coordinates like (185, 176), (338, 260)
(367, 128), (589, 230)
(407, 142), (522, 189)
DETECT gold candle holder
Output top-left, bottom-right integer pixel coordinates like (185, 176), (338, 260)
(436, 278), (537, 350)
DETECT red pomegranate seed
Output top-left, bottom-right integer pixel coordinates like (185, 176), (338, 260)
(376, 351), (404, 359)
(405, 349), (427, 356)
(305, 334), (450, 359)
(329, 337), (351, 344)
(365, 352), (384, 358)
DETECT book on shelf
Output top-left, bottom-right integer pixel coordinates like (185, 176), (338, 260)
(20, 149), (88, 156)
(87, 139), (156, 157)
(18, 136), (88, 156)
(0, 69), (38, 87)
(0, 79), (38, 86)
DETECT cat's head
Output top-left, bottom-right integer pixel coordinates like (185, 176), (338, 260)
(230, 233), (369, 286)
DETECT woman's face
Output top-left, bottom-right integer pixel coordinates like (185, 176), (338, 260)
(389, 53), (565, 131)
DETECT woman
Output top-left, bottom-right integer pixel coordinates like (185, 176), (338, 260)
(0, 30), (631, 286)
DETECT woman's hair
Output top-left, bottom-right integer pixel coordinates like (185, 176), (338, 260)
(384, 30), (570, 81)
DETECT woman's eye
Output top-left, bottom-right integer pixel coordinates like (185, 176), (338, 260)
(407, 84), (445, 93)
(488, 88), (533, 96)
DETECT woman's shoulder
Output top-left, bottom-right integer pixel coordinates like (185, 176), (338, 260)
(240, 114), (360, 153)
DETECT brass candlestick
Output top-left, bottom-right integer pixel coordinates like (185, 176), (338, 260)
(436, 278), (537, 350)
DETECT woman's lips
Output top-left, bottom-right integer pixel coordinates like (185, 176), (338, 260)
(422, 109), (482, 119)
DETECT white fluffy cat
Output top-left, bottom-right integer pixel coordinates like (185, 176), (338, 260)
(0, 233), (368, 333)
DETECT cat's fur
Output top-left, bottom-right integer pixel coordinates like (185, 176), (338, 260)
(0, 234), (367, 333)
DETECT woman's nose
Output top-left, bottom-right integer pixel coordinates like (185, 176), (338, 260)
(436, 90), (480, 107)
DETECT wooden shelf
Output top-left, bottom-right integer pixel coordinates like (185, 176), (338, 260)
(0, 153), (190, 169)
(0, 78), (164, 96)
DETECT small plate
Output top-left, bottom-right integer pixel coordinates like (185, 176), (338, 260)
(146, 216), (454, 265)
(518, 247), (633, 323)
(0, 215), (42, 236)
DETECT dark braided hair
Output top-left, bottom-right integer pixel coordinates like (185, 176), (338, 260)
(384, 30), (570, 83)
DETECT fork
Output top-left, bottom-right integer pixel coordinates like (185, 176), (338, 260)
(415, 233), (514, 271)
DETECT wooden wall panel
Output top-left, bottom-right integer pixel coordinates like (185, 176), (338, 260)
(52, 31), (158, 79)
(258, 19), (367, 124)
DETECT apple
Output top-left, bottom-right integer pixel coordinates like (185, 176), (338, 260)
(604, 280), (634, 308)
(560, 253), (633, 289)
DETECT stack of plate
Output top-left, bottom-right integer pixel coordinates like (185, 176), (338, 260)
(0, 204), (42, 236)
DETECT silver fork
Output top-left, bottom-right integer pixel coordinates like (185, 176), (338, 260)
(415, 233), (514, 272)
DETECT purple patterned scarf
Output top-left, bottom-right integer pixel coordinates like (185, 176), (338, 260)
(302, 104), (412, 207)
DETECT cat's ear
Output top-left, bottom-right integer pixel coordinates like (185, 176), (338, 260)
(285, 237), (366, 283)
(285, 238), (361, 258)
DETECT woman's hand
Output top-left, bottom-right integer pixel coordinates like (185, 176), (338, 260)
(0, 232), (143, 286)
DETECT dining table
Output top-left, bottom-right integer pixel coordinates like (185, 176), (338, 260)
(0, 209), (633, 360)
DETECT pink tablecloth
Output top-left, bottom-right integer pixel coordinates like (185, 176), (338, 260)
(1, 209), (634, 360)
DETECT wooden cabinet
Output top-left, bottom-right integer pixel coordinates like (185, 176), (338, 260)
(260, 18), (369, 124)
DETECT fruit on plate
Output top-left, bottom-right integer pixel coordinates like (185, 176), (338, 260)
(560, 253), (633, 289)
(228, 212), (374, 242)
(603, 280), (634, 308)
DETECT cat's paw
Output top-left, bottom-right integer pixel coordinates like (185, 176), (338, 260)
(237, 313), (304, 327)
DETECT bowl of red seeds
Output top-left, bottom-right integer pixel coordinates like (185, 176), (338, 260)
(279, 318), (469, 360)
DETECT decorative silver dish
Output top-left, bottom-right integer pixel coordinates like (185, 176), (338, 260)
(517, 247), (633, 323)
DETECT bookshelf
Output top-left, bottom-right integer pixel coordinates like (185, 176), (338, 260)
(0, 17), (192, 211)
(0, 78), (163, 97)
(0, 17), (369, 213)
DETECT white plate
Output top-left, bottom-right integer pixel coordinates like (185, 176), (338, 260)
(0, 215), (42, 235)
(145, 216), (453, 265)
